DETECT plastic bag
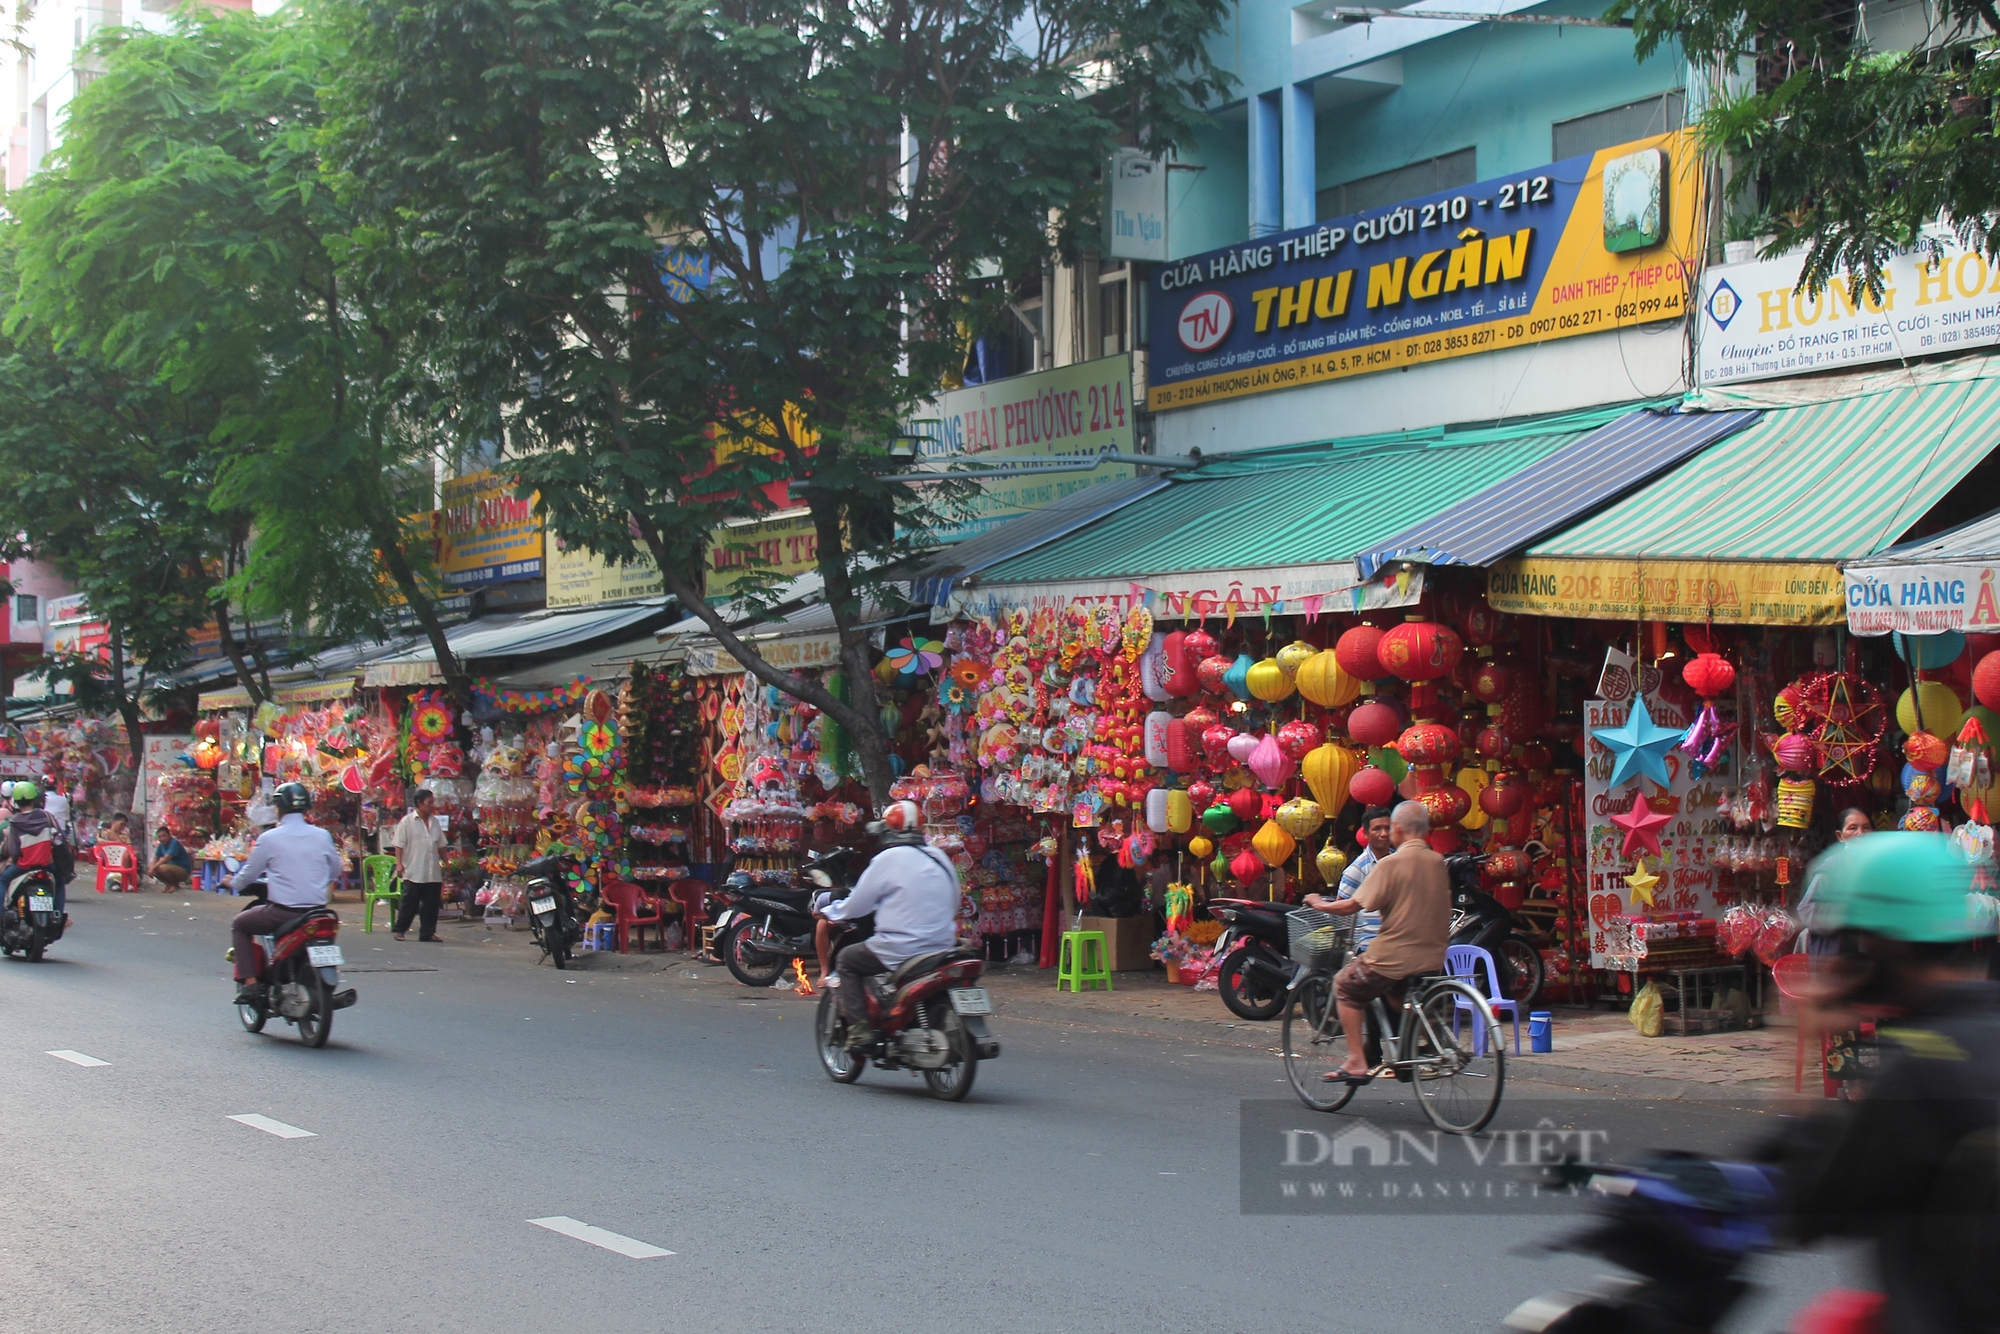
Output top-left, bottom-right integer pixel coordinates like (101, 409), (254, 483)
(1629, 981), (1664, 1037)
(1718, 902), (1760, 956)
(1753, 906), (1799, 965)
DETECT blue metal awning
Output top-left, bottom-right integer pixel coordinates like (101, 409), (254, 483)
(1353, 408), (1763, 578)
(905, 475), (1172, 606)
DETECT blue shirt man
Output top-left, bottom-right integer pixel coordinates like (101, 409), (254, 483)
(1305, 805), (1394, 954)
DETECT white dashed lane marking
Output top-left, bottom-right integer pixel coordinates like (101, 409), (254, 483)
(227, 1114), (316, 1139)
(45, 1050), (110, 1067)
(527, 1216), (674, 1258)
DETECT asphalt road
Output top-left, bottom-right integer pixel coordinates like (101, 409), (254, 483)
(0, 893), (1862, 1334)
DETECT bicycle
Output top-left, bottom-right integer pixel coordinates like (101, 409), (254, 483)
(1279, 908), (1506, 1134)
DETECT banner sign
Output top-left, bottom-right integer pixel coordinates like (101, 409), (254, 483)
(437, 470), (544, 589)
(1145, 131), (1700, 411)
(1697, 233), (2000, 387)
(1844, 562), (2000, 635)
(546, 536), (667, 610)
(1487, 556), (1845, 626)
(683, 632), (842, 677)
(706, 512), (821, 597)
(1106, 150), (1168, 262)
(908, 354), (1135, 542)
(973, 563), (1423, 621)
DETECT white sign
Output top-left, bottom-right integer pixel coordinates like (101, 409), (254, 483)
(1844, 562), (2000, 635)
(1698, 237), (2000, 386)
(683, 632), (843, 678)
(136, 733), (191, 840)
(1105, 149), (1168, 263)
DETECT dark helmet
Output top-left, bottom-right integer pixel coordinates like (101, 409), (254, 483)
(272, 781), (313, 816)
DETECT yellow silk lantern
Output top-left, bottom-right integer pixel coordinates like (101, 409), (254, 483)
(1246, 658), (1296, 702)
(1188, 834), (1215, 861)
(1455, 766), (1490, 829)
(1275, 796), (1325, 838)
(1315, 842), (1349, 884)
(1896, 681), (1965, 739)
(1166, 788), (1193, 833)
(1275, 639), (1317, 676)
(1253, 819), (1297, 867)
(1301, 742), (1361, 810)
(1295, 650), (1361, 708)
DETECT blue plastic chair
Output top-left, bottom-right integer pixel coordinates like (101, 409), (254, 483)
(1445, 943), (1523, 1056)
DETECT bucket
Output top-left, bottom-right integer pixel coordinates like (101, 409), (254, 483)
(1529, 1011), (1553, 1053)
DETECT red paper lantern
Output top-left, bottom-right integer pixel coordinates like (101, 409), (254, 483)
(1226, 787), (1262, 822)
(1518, 740), (1553, 771)
(1196, 655), (1234, 695)
(1202, 724), (1235, 763)
(1484, 848), (1533, 883)
(1476, 725), (1512, 761)
(1230, 848), (1267, 887)
(1479, 775), (1527, 818)
(1377, 620), (1464, 683)
(1334, 624), (1387, 681)
(1396, 722), (1459, 766)
(1462, 603), (1503, 649)
(1975, 651), (2000, 712)
(1348, 700), (1402, 748)
(1682, 651), (1737, 700)
(1773, 732), (1816, 773)
(1417, 784), (1470, 827)
(1469, 661), (1512, 705)
(1349, 766), (1398, 808)
(1165, 719), (1198, 773)
(1161, 631), (1198, 698)
(1427, 826), (1464, 855)
(1183, 629), (1218, 663)
(1185, 779), (1216, 812)
(1276, 718), (1324, 760)
(1905, 731), (1949, 770)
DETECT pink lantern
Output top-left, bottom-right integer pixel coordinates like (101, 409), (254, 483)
(1248, 733), (1296, 788)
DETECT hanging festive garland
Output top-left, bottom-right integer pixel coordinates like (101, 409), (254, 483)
(473, 675), (589, 715)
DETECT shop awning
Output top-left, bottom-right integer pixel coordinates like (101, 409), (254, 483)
(196, 677), (360, 712)
(1843, 505), (2000, 635)
(904, 475), (1172, 607)
(1353, 408), (1761, 579)
(359, 601), (673, 686)
(965, 401), (1654, 614)
(1488, 360), (2000, 625)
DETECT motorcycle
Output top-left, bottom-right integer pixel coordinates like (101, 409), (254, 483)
(1208, 896), (1297, 1020)
(523, 854), (587, 969)
(227, 882), (357, 1048)
(1447, 853), (1546, 1004)
(814, 925), (1000, 1101)
(719, 848), (856, 987)
(1, 867), (66, 961)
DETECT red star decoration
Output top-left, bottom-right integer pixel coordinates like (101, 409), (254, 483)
(1610, 795), (1673, 860)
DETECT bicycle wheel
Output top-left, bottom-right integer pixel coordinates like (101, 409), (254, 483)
(1281, 973), (1358, 1112)
(1406, 978), (1505, 1134)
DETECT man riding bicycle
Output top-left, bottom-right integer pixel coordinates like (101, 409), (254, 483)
(1312, 800), (1450, 1082)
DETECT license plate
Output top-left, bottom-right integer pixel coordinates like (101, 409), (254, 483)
(531, 897), (557, 916)
(27, 896), (53, 913)
(948, 987), (992, 1016)
(307, 945), (344, 967)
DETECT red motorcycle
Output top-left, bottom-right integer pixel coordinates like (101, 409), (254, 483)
(227, 885), (357, 1047)
(814, 931), (1000, 1101)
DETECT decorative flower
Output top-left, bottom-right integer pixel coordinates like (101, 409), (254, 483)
(411, 703), (452, 744)
(886, 636), (945, 676)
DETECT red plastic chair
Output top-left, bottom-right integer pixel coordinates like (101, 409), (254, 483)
(667, 879), (710, 953)
(601, 879), (667, 953)
(93, 843), (138, 894)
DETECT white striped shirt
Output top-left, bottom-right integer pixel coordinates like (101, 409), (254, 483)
(1337, 847), (1382, 951)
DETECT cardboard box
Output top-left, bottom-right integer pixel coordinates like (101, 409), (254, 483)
(1079, 914), (1157, 972)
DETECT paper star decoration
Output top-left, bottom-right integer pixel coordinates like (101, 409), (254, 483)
(1624, 858), (1659, 908)
(1610, 796), (1673, 860)
(1593, 694), (1686, 790)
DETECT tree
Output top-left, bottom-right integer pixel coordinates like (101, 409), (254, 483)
(6, 8), (477, 710)
(327, 0), (1233, 800)
(1614, 0), (2000, 296)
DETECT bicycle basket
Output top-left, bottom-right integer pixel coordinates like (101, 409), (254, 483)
(1287, 907), (1350, 970)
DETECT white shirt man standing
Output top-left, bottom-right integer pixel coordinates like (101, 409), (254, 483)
(388, 788), (447, 943)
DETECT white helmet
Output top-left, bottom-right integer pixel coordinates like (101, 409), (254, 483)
(867, 799), (923, 845)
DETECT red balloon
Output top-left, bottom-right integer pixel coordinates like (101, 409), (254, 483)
(1349, 766), (1398, 808)
(1334, 625), (1387, 682)
(1276, 718), (1324, 759)
(1348, 700), (1402, 748)
(1226, 787), (1262, 822)
(1681, 651), (1737, 700)
(1975, 651), (2000, 712)
(1377, 621), (1464, 683)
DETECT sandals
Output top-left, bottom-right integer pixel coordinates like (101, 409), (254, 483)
(1320, 1070), (1376, 1085)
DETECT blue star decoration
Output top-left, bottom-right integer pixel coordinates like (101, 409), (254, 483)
(1593, 694), (1687, 791)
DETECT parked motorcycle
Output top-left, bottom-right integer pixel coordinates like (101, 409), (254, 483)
(1208, 896), (1296, 1020)
(523, 854), (587, 969)
(227, 882), (357, 1047)
(1, 867), (66, 961)
(814, 927), (1000, 1101)
(1446, 853), (1546, 1004)
(720, 848), (857, 987)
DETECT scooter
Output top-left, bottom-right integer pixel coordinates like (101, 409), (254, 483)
(1446, 853), (1546, 1004)
(523, 854), (587, 969)
(1, 867), (67, 961)
(227, 881), (357, 1048)
(720, 848), (857, 987)
(814, 922), (1000, 1102)
(1208, 896), (1296, 1020)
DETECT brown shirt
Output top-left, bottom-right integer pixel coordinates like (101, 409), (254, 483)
(1352, 839), (1451, 978)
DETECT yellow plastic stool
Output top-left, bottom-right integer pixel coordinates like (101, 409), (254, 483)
(1056, 930), (1112, 992)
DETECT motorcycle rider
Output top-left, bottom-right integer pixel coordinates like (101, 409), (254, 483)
(816, 799), (959, 1051)
(1776, 831), (2000, 1333)
(0, 781), (72, 920)
(226, 782), (345, 1006)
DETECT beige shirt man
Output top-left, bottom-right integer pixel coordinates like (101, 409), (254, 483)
(1350, 836), (1452, 978)
(391, 798), (445, 884)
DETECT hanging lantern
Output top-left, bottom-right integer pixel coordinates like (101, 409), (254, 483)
(1196, 654), (1234, 695)
(1231, 847), (1269, 886)
(1772, 732), (1817, 774)
(1159, 630), (1193, 698)
(1253, 819), (1297, 868)
(1246, 658), (1296, 702)
(1454, 767), (1490, 828)
(1476, 725), (1512, 762)
(1275, 797), (1325, 838)
(1227, 731), (1260, 764)
(1248, 733), (1296, 788)
(1202, 803), (1239, 835)
(1347, 700), (1402, 748)
(1188, 833), (1214, 861)
(1223, 654), (1255, 701)
(1776, 776), (1817, 829)
(1165, 719), (1198, 773)
(1905, 731), (1949, 771)
(1145, 787), (1171, 833)
(1300, 743), (1361, 810)
(1144, 711), (1172, 767)
(1469, 661), (1512, 706)
(1334, 624), (1387, 683)
(1277, 718), (1324, 760)
(1377, 619), (1464, 683)
(1139, 636), (1171, 702)
(1395, 722), (1460, 767)
(1462, 602), (1503, 652)
(1484, 847), (1533, 884)
(1202, 724), (1236, 763)
(1226, 787), (1262, 822)
(1165, 788), (1193, 833)
(1975, 651), (2000, 711)
(1417, 784), (1470, 828)
(1315, 842), (1350, 884)
(1896, 682), (1964, 739)
(1682, 651), (1737, 700)
(1349, 766), (1398, 808)
(1296, 650), (1362, 708)
(1893, 630), (1967, 670)
(1479, 774), (1527, 818)
(1276, 640), (1317, 676)
(1518, 740), (1554, 772)
(1186, 778), (1216, 812)
(193, 740), (224, 771)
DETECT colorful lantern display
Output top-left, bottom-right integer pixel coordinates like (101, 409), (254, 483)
(1772, 731), (1817, 774)
(1224, 654), (1255, 702)
(1277, 718), (1324, 760)
(1166, 788), (1193, 833)
(1188, 834), (1214, 861)
(1377, 619), (1463, 682)
(1334, 624), (1387, 683)
(1202, 803), (1239, 835)
(1905, 731), (1949, 771)
(1275, 639), (1317, 676)
(1246, 658), (1296, 702)
(1417, 784), (1470, 827)
(1275, 797), (1325, 839)
(1230, 847), (1267, 886)
(1253, 819), (1297, 868)
(1315, 842), (1349, 883)
(1226, 787), (1262, 822)
(1395, 722), (1459, 767)
(1248, 733), (1296, 788)
(1295, 650), (1362, 708)
(1161, 631), (1198, 698)
(1347, 700), (1402, 748)
(1196, 654), (1234, 695)
(1300, 743), (1360, 811)
(1349, 765), (1397, 808)
(1896, 682), (1964, 739)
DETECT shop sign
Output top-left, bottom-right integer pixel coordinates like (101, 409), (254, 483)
(1105, 149), (1168, 263)
(969, 562), (1424, 620)
(1843, 562), (2000, 635)
(1145, 131), (1701, 411)
(437, 470), (544, 589)
(545, 535), (667, 610)
(907, 354), (1135, 542)
(706, 511), (821, 597)
(134, 733), (191, 824)
(1487, 557), (1845, 626)
(0, 755), (38, 779)
(683, 631), (842, 677)
(1583, 695), (1729, 969)
(1697, 234), (2000, 387)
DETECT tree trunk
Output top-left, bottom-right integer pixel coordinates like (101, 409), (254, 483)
(213, 602), (265, 709)
(370, 518), (473, 717)
(106, 626), (144, 815)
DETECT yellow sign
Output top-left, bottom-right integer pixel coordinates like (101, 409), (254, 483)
(437, 470), (544, 589)
(1486, 557), (1846, 626)
(545, 535), (666, 610)
(706, 512), (820, 597)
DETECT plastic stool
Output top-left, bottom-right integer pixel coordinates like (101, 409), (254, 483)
(1056, 930), (1112, 992)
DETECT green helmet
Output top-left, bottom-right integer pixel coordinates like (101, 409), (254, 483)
(1806, 831), (1986, 942)
(8, 781), (38, 806)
